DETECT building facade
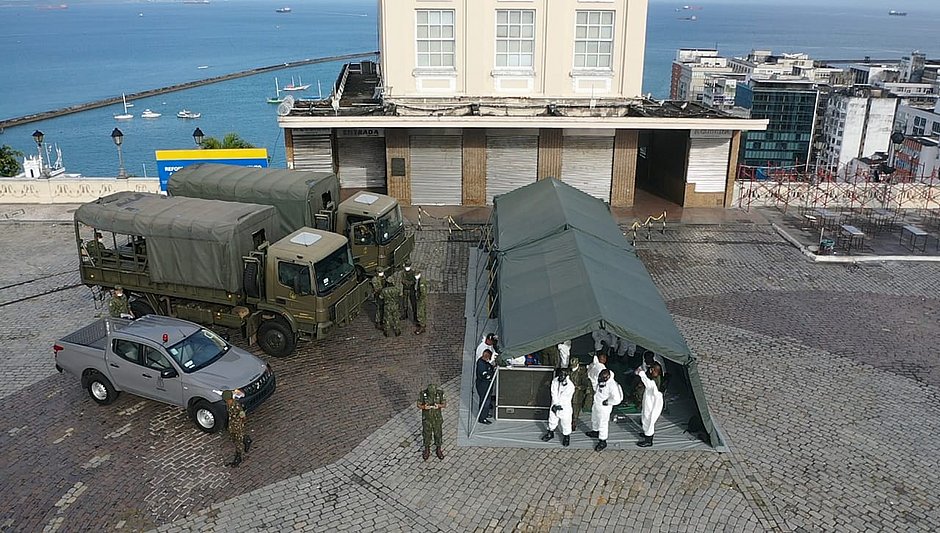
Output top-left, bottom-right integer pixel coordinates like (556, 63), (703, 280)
(737, 78), (819, 167)
(820, 89), (898, 170)
(278, 0), (767, 208)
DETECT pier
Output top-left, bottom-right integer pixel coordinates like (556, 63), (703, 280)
(0, 51), (378, 129)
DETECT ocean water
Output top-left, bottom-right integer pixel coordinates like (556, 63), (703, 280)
(1, 0), (938, 176)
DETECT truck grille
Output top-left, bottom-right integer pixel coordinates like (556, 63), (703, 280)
(241, 368), (276, 413)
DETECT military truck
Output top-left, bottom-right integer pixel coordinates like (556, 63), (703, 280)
(74, 192), (371, 358)
(167, 164), (415, 277)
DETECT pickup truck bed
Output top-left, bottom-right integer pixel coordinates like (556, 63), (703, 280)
(59, 317), (130, 351)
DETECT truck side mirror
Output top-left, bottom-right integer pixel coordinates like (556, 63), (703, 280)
(160, 368), (179, 379)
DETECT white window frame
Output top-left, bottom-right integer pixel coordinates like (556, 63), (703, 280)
(495, 9), (535, 70)
(416, 9), (455, 69)
(574, 10), (614, 70)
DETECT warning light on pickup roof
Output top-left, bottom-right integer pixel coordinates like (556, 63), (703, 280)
(163, 333), (169, 343)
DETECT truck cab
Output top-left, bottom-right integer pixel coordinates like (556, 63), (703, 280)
(330, 192), (414, 277)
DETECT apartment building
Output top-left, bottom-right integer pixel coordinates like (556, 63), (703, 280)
(278, 0), (766, 208)
(820, 88), (898, 170)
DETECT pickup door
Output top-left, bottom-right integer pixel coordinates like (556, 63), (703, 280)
(106, 337), (184, 406)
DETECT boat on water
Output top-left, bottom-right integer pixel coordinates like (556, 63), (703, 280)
(177, 109), (201, 119)
(282, 76), (310, 91)
(888, 10), (907, 16)
(276, 7), (291, 13)
(141, 109), (161, 118)
(114, 93), (133, 120)
(182, 0), (210, 4)
(678, 15), (697, 21)
(267, 77), (284, 104)
(197, 65), (209, 69)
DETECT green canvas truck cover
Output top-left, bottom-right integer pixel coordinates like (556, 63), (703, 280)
(75, 192), (277, 293)
(167, 163), (338, 239)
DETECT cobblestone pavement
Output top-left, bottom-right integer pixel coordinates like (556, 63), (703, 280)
(2, 216), (940, 532)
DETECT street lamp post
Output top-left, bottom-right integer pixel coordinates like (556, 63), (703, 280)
(32, 130), (47, 178)
(192, 127), (205, 147)
(111, 128), (128, 179)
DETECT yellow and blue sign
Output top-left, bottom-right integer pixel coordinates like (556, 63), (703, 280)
(155, 149), (269, 190)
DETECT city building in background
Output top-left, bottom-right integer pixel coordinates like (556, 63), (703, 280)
(277, 0), (767, 209)
(820, 87), (898, 171)
(736, 78), (819, 168)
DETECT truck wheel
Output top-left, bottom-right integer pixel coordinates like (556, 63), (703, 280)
(258, 319), (296, 358)
(243, 261), (260, 298)
(86, 372), (119, 405)
(190, 399), (226, 433)
(130, 299), (154, 318)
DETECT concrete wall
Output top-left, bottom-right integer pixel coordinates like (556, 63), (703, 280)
(0, 178), (160, 204)
(379, 0), (647, 99)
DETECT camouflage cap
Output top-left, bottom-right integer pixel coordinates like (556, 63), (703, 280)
(221, 390), (234, 401)
(114, 285), (123, 293)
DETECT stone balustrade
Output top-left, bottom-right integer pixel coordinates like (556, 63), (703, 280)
(0, 177), (161, 204)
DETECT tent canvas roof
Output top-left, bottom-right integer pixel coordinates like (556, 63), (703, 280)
(493, 178), (627, 251)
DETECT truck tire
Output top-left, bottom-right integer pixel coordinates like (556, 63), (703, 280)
(258, 318), (296, 358)
(86, 372), (119, 405)
(243, 261), (260, 298)
(130, 299), (155, 318)
(190, 399), (226, 433)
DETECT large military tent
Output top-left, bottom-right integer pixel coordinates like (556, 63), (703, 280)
(490, 178), (722, 447)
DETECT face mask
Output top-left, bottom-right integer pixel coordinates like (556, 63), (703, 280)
(598, 380), (607, 388)
(405, 266), (411, 271)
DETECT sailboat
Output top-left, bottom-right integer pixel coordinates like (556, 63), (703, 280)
(114, 93), (133, 120)
(282, 75), (310, 91)
(267, 77), (284, 104)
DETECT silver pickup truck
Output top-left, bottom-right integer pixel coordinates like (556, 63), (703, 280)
(54, 315), (276, 433)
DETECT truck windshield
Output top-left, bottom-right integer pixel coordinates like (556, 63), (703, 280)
(166, 328), (229, 373)
(315, 245), (355, 295)
(375, 205), (404, 245)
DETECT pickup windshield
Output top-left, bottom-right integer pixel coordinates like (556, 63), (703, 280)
(166, 328), (229, 373)
(375, 205), (404, 245)
(315, 245), (354, 295)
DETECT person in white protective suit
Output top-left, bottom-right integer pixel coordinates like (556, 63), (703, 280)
(635, 362), (664, 447)
(556, 340), (570, 368)
(587, 352), (607, 391)
(592, 329), (612, 355)
(585, 369), (623, 451)
(540, 367), (575, 446)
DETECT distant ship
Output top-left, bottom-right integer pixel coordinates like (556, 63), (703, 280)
(678, 15), (697, 21)
(276, 7), (292, 13)
(888, 10), (907, 16)
(38, 4), (69, 10)
(183, 0), (210, 4)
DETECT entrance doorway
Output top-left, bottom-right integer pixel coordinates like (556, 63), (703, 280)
(636, 130), (689, 206)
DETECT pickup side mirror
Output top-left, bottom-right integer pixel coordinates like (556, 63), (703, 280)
(160, 368), (179, 379)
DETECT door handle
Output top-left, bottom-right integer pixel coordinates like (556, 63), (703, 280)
(275, 297), (287, 304)
(142, 374), (153, 379)
(109, 363), (120, 368)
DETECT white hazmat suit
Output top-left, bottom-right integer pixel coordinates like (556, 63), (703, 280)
(548, 376), (575, 436)
(557, 341), (570, 368)
(590, 371), (624, 440)
(637, 368), (664, 437)
(587, 354), (606, 390)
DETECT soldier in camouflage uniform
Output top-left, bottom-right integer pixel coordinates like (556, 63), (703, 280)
(379, 279), (402, 337)
(370, 269), (387, 329)
(413, 272), (428, 335)
(222, 389), (252, 467)
(569, 356), (592, 432)
(400, 262), (418, 319)
(417, 383), (446, 460)
(108, 286), (132, 319)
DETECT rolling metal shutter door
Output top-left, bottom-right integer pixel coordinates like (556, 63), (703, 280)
(687, 137), (731, 193)
(410, 136), (463, 205)
(486, 135), (538, 205)
(561, 137), (614, 201)
(290, 130), (333, 173)
(337, 137), (387, 188)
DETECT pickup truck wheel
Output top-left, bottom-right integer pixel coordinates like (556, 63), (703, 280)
(258, 319), (296, 358)
(191, 399), (226, 433)
(86, 373), (119, 405)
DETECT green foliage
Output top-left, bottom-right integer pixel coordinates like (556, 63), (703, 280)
(0, 145), (24, 177)
(200, 133), (255, 150)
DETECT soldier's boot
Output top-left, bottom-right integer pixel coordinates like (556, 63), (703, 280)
(540, 430), (555, 442)
(435, 446), (444, 460)
(384, 328), (390, 337)
(571, 420), (577, 433)
(637, 435), (653, 448)
(243, 435), (252, 454)
(422, 446), (430, 461)
(585, 430), (599, 438)
(395, 328), (402, 337)
(594, 440), (607, 452)
(562, 435), (570, 447)
(226, 452), (242, 467)
(415, 325), (424, 335)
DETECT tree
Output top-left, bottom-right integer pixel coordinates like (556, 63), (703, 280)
(200, 133), (255, 150)
(0, 145), (24, 177)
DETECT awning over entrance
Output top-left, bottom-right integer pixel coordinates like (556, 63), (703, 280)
(491, 178), (722, 446)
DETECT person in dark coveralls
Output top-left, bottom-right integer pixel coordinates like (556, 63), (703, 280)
(222, 389), (252, 467)
(417, 384), (446, 460)
(476, 349), (496, 424)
